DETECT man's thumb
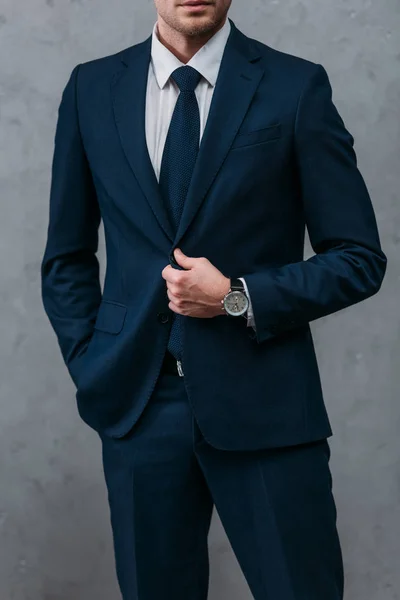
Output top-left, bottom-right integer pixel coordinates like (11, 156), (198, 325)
(174, 248), (196, 268)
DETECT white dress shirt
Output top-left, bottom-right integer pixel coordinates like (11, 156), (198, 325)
(145, 18), (256, 329)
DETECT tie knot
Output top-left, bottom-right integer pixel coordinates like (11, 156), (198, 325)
(171, 66), (202, 92)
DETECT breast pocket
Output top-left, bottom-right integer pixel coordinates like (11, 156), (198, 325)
(230, 123), (282, 150)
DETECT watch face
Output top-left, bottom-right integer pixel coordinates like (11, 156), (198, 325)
(224, 291), (249, 316)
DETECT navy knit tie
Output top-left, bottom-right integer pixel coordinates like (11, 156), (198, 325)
(159, 65), (202, 361)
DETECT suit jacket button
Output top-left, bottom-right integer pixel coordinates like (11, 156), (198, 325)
(157, 312), (170, 324)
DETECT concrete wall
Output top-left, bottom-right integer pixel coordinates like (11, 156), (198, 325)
(0, 1), (398, 598)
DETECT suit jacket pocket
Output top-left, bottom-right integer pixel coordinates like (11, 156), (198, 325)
(94, 300), (127, 334)
(68, 301), (127, 388)
(230, 123), (281, 150)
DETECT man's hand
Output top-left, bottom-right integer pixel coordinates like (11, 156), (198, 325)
(161, 249), (231, 319)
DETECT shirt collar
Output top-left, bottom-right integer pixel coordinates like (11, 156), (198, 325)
(150, 18), (231, 89)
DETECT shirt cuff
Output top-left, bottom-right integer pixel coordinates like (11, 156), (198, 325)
(238, 277), (256, 329)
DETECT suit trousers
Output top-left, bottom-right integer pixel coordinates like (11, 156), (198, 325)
(99, 364), (344, 600)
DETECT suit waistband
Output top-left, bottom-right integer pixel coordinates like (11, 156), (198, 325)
(160, 350), (180, 375)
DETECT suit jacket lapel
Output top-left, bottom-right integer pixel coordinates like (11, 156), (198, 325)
(111, 36), (175, 243)
(174, 20), (264, 248)
(110, 19), (264, 248)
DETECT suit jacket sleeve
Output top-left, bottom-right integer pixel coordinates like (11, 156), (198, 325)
(243, 63), (387, 344)
(41, 64), (102, 382)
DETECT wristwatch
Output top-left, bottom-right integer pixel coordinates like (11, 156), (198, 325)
(221, 278), (249, 317)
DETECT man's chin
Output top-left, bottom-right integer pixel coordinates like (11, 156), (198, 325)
(176, 15), (218, 36)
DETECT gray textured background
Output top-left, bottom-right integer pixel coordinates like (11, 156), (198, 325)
(0, 0), (399, 598)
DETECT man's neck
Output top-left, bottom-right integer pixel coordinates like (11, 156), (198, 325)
(155, 17), (227, 63)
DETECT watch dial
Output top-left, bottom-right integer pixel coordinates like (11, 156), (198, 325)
(225, 291), (249, 316)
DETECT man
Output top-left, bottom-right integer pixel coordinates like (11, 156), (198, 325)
(41, 0), (387, 598)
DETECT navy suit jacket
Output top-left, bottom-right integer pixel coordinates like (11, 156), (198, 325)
(41, 18), (386, 451)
